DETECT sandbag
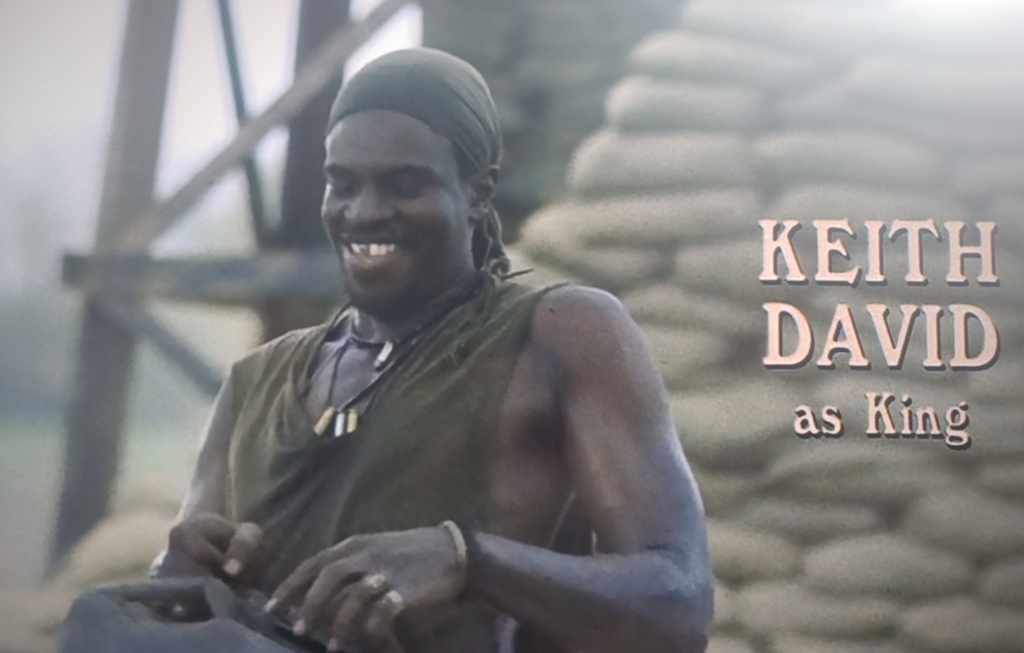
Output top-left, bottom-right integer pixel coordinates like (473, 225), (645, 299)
(765, 443), (953, 505)
(902, 487), (1024, 558)
(736, 581), (897, 639)
(624, 284), (764, 339)
(689, 467), (762, 516)
(670, 382), (804, 469)
(641, 326), (730, 389)
(606, 76), (762, 132)
(706, 520), (802, 583)
(569, 130), (756, 197)
(768, 184), (971, 222)
(977, 459), (1024, 498)
(979, 557), (1024, 607)
(753, 130), (943, 189)
(630, 31), (822, 91)
(735, 498), (881, 544)
(768, 634), (909, 653)
(802, 534), (973, 599)
(900, 597), (1024, 653)
(708, 634), (755, 653)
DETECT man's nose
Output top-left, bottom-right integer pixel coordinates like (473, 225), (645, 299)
(347, 186), (393, 225)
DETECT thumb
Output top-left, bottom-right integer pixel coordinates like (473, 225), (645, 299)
(222, 522), (263, 577)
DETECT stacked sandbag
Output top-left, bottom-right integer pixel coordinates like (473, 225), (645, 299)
(518, 0), (1024, 651)
(0, 480), (180, 652)
(422, 0), (679, 230)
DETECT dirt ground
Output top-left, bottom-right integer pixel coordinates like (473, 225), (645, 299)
(0, 418), (198, 591)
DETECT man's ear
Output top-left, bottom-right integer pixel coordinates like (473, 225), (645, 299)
(468, 165), (499, 222)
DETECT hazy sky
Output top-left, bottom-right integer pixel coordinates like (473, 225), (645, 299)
(0, 0), (419, 288)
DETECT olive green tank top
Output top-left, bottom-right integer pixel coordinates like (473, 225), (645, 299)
(223, 275), (564, 653)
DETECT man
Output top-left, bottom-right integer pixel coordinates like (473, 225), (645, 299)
(157, 48), (712, 653)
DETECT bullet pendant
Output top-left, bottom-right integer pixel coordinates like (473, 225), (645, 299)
(314, 408), (336, 437)
(333, 409), (359, 438)
(374, 341), (394, 370)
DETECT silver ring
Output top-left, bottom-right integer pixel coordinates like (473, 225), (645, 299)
(364, 573), (387, 591)
(383, 589), (405, 612)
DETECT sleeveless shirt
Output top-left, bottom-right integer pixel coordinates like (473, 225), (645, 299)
(222, 275), (567, 653)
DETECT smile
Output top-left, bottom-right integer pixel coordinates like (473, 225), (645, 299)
(347, 242), (397, 257)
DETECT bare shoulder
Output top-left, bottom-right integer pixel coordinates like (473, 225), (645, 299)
(529, 284), (650, 371)
(525, 286), (703, 557)
(531, 285), (638, 351)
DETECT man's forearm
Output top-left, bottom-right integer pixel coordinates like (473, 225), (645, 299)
(468, 533), (712, 653)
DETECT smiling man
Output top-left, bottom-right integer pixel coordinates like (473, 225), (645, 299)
(156, 48), (712, 653)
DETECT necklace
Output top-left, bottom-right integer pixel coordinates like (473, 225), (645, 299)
(313, 274), (485, 439)
(345, 327), (395, 371)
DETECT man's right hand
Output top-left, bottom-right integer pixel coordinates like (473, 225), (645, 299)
(158, 513), (263, 583)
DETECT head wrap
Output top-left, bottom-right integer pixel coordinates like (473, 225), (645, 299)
(328, 48), (509, 276)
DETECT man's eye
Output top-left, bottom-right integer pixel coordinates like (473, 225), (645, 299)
(390, 175), (428, 199)
(328, 180), (356, 198)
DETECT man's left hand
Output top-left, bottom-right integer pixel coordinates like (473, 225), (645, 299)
(266, 526), (465, 651)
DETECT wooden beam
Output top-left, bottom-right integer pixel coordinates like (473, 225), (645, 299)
(215, 0), (270, 246)
(98, 299), (223, 398)
(62, 249), (345, 305)
(276, 0), (349, 249)
(117, 0), (411, 251)
(263, 0), (350, 341)
(51, 0), (180, 567)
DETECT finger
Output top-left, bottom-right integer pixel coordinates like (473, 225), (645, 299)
(363, 590), (406, 647)
(189, 514), (238, 550)
(267, 536), (367, 613)
(294, 560), (364, 635)
(169, 526), (228, 571)
(326, 573), (389, 648)
(222, 522), (262, 577)
(268, 553), (329, 614)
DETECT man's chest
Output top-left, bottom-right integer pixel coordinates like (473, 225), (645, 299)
(303, 343), (384, 425)
(290, 334), (572, 543)
(303, 337), (561, 441)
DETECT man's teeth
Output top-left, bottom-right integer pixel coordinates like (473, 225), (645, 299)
(350, 243), (396, 256)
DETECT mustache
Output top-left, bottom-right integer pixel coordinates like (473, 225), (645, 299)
(335, 226), (404, 243)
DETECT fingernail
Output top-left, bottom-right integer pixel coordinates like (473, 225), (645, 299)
(293, 619), (306, 636)
(327, 638), (341, 652)
(223, 559), (242, 576)
(263, 598), (277, 613)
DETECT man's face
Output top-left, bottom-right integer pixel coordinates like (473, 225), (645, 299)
(322, 110), (477, 318)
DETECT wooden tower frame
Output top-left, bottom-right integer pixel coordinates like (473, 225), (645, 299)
(51, 0), (413, 566)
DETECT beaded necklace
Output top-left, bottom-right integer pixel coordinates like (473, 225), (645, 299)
(313, 275), (484, 439)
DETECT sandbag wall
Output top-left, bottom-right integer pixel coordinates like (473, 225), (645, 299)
(421, 0), (679, 231)
(518, 1), (1024, 652)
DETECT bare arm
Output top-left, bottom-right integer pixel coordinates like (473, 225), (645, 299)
(155, 376), (261, 580)
(272, 286), (712, 653)
(176, 375), (235, 520)
(466, 286), (712, 653)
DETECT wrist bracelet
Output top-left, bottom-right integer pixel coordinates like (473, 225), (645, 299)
(453, 520), (484, 598)
(440, 520), (469, 596)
